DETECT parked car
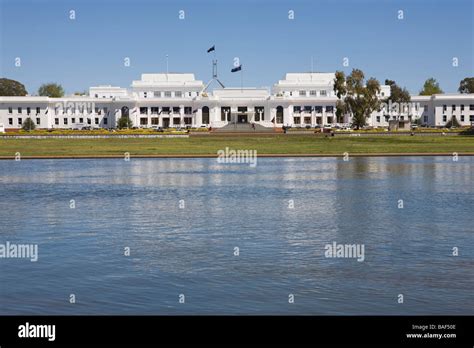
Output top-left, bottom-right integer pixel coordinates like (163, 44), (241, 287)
(150, 125), (164, 132)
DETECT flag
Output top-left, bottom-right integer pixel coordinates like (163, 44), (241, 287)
(231, 65), (242, 73)
(207, 45), (215, 53)
(45, 107), (48, 115)
(192, 109), (198, 113)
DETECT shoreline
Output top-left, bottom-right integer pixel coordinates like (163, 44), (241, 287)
(1, 152), (473, 160)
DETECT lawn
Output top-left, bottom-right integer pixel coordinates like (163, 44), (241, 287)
(1, 135), (474, 157)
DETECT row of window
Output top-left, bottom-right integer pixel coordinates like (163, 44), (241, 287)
(142, 91), (196, 98)
(293, 106), (334, 113)
(139, 106), (193, 115)
(139, 117), (193, 125)
(8, 117), (108, 126)
(7, 106), (110, 115)
(8, 107), (42, 115)
(371, 115), (474, 123)
(442, 104), (474, 112)
(442, 115), (474, 122)
(283, 90), (329, 97)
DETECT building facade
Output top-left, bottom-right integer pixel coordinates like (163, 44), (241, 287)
(1, 72), (473, 131)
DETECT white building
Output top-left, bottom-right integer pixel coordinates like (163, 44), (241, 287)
(1, 72), (473, 130)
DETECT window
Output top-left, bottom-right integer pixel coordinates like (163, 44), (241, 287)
(8, 118), (13, 125)
(18, 107), (22, 114)
(175, 91), (182, 98)
(55, 118), (59, 125)
(184, 107), (192, 115)
(151, 117), (159, 125)
(202, 106), (210, 124)
(173, 107), (180, 114)
(424, 105), (428, 112)
(304, 106), (312, 112)
(154, 91), (161, 98)
(470, 115), (474, 122)
(424, 115), (428, 123)
(376, 116), (381, 122)
(320, 90), (327, 96)
(184, 117), (192, 125)
(299, 90), (306, 96)
(151, 107), (159, 114)
(18, 118), (22, 125)
(173, 117), (180, 125)
(326, 106), (334, 113)
(238, 107), (247, 113)
(304, 117), (311, 124)
(95, 118), (99, 124)
(315, 106), (323, 113)
(140, 107), (148, 114)
(461, 104), (464, 111)
(470, 105), (474, 111)
(289, 91), (293, 96)
(95, 94), (98, 98)
(27, 107), (31, 114)
(104, 118), (108, 125)
(64, 118), (68, 125)
(140, 118), (147, 125)
(442, 115), (447, 122)
(79, 118), (84, 123)
(103, 107), (108, 114)
(461, 115), (465, 122)
(95, 107), (100, 114)
(255, 106), (264, 121)
(188, 92), (192, 97)
(443, 105), (447, 111)
(310, 90), (317, 96)
(87, 118), (91, 125)
(276, 106), (283, 124)
(452, 105), (456, 111)
(72, 118), (75, 123)
(162, 107), (170, 114)
(293, 106), (301, 113)
(164, 91), (172, 97)
(143, 92), (148, 98)
(400, 116), (404, 120)
(381, 92), (385, 97)
(8, 107), (12, 114)
(293, 117), (301, 124)
(36, 107), (40, 114)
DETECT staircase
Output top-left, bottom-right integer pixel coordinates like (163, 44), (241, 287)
(212, 122), (279, 133)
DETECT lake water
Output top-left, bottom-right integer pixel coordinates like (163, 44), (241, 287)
(0, 157), (473, 315)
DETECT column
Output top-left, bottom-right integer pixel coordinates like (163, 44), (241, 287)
(180, 105), (184, 127)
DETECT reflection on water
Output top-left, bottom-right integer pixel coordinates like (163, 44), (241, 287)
(0, 157), (473, 314)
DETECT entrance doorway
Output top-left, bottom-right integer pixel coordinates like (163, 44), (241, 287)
(238, 114), (248, 123)
(162, 118), (170, 128)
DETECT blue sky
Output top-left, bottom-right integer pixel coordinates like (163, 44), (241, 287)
(1, 0), (473, 95)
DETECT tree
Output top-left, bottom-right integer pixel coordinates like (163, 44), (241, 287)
(419, 78), (443, 96)
(0, 78), (28, 96)
(333, 69), (381, 129)
(38, 83), (64, 98)
(22, 117), (36, 131)
(384, 79), (411, 119)
(458, 77), (474, 94)
(74, 90), (88, 96)
(446, 116), (461, 128)
(117, 116), (133, 129)
(334, 72), (347, 123)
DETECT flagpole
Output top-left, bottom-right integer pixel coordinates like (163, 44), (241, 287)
(166, 54), (169, 81)
(240, 69), (243, 92)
